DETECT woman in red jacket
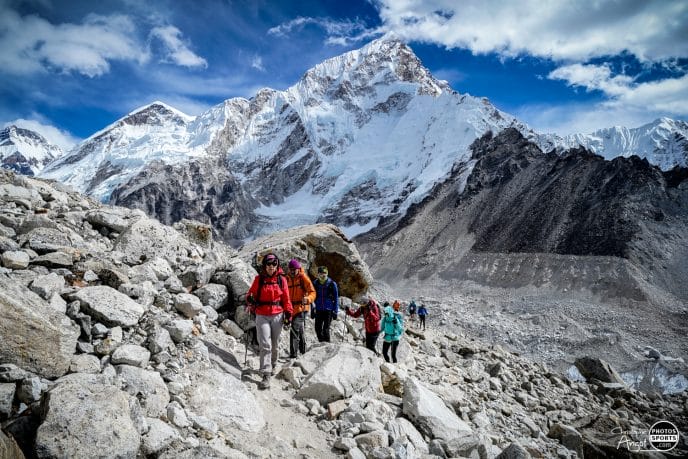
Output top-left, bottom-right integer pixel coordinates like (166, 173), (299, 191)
(345, 296), (381, 354)
(246, 253), (293, 389)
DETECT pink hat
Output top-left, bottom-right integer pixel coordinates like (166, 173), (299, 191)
(288, 259), (301, 270)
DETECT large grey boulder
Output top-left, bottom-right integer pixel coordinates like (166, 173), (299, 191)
(35, 379), (141, 459)
(116, 365), (170, 417)
(402, 377), (472, 441)
(113, 216), (195, 265)
(85, 209), (131, 233)
(74, 286), (145, 327)
(29, 273), (64, 300)
(174, 293), (204, 318)
(238, 223), (373, 299)
(185, 367), (264, 433)
(296, 344), (381, 405)
(193, 283), (228, 310)
(0, 276), (79, 378)
(111, 344), (151, 368)
(22, 226), (85, 254)
(574, 357), (626, 385)
(141, 418), (182, 456)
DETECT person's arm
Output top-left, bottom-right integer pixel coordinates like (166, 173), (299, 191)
(281, 276), (293, 316)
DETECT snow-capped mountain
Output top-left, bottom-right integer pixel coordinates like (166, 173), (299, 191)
(38, 37), (687, 244)
(41, 101), (204, 198)
(0, 125), (63, 176)
(555, 117), (688, 171)
(43, 38), (536, 240)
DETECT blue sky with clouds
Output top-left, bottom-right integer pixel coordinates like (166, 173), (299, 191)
(1, 0), (687, 150)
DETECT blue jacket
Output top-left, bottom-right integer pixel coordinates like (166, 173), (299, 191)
(313, 277), (338, 314)
(382, 306), (403, 342)
(418, 306), (427, 316)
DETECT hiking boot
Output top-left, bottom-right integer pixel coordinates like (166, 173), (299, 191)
(258, 374), (270, 390)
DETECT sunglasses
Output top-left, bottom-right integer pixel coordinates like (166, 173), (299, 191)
(265, 261), (278, 267)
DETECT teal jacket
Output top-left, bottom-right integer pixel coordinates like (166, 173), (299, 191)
(382, 306), (404, 342)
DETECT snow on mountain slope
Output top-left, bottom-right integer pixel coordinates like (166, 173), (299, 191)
(555, 118), (688, 171)
(0, 126), (63, 176)
(205, 38), (535, 237)
(40, 101), (207, 199)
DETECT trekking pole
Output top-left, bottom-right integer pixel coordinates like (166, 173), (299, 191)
(244, 331), (249, 367)
(342, 311), (347, 343)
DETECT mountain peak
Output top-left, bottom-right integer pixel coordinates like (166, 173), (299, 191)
(298, 36), (448, 97)
(122, 101), (194, 127)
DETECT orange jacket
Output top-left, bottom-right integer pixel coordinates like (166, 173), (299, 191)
(247, 268), (293, 317)
(287, 269), (316, 315)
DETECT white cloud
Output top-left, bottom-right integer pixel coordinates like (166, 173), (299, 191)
(0, 8), (147, 77)
(374, 0), (688, 63)
(549, 64), (688, 116)
(0, 5), (207, 76)
(3, 118), (80, 150)
(268, 16), (375, 46)
(250, 55), (265, 72)
(150, 25), (207, 69)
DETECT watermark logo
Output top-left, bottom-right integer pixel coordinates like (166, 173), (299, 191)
(614, 420), (680, 453)
(648, 421), (680, 452)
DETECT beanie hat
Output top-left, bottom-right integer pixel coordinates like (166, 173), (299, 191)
(288, 259), (301, 270)
(262, 253), (279, 267)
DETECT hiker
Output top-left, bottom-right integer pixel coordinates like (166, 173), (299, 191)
(408, 299), (417, 327)
(312, 266), (339, 343)
(246, 253), (293, 389)
(286, 259), (316, 359)
(345, 295), (381, 354)
(381, 300), (404, 363)
(418, 303), (428, 330)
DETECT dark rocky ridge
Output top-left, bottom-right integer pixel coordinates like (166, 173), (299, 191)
(110, 159), (263, 246)
(358, 128), (688, 302)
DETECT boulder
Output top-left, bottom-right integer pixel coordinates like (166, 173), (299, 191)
(74, 286), (145, 327)
(29, 273), (64, 300)
(194, 283), (229, 310)
(574, 357), (625, 385)
(495, 442), (531, 459)
(402, 377), (472, 441)
(113, 216), (195, 265)
(85, 209), (131, 233)
(111, 344), (151, 368)
(1, 251), (29, 269)
(166, 319), (194, 343)
(296, 344), (381, 405)
(116, 365), (170, 418)
(35, 379), (140, 459)
(0, 276), (79, 378)
(174, 293), (204, 318)
(185, 367), (264, 432)
(238, 223), (373, 299)
(69, 354), (101, 374)
(0, 382), (16, 419)
(141, 418), (181, 456)
(22, 226), (83, 254)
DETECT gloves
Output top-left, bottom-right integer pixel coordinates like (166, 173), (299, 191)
(283, 311), (291, 321)
(331, 311), (338, 320)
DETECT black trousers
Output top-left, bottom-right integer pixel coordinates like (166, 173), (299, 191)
(365, 332), (380, 354)
(314, 309), (332, 342)
(419, 315), (426, 329)
(382, 340), (399, 363)
(290, 313), (307, 357)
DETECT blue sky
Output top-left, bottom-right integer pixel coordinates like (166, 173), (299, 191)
(1, 0), (687, 150)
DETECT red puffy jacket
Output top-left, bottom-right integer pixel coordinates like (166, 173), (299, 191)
(247, 268), (293, 317)
(346, 300), (381, 334)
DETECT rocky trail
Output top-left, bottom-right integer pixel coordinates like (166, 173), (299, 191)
(1, 169), (687, 458)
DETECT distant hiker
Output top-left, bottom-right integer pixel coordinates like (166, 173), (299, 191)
(313, 266), (339, 343)
(345, 295), (381, 354)
(408, 299), (417, 327)
(381, 301), (404, 363)
(418, 303), (428, 331)
(246, 253), (293, 389)
(286, 259), (316, 359)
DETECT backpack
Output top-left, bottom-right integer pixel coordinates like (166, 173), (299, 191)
(409, 301), (417, 314)
(254, 272), (287, 306)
